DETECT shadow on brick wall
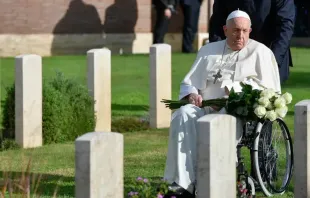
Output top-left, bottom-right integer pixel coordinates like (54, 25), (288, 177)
(51, 0), (138, 55)
(101, 0), (138, 54)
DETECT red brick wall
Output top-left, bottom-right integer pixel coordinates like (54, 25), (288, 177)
(0, 0), (153, 34)
(0, 0), (197, 34)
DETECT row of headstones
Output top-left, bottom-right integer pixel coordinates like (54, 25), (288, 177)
(13, 44), (172, 148)
(75, 100), (310, 197)
(13, 45), (310, 197)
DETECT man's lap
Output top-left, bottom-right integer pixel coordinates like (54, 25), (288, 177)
(171, 104), (223, 121)
(170, 104), (243, 145)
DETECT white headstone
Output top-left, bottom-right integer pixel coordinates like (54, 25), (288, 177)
(15, 54), (42, 148)
(149, 44), (171, 128)
(75, 132), (123, 198)
(196, 114), (236, 197)
(87, 48), (111, 132)
(294, 100), (310, 198)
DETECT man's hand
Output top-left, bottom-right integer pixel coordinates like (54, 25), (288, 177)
(188, 93), (202, 107)
(225, 86), (229, 95)
(210, 105), (221, 111)
(209, 86), (229, 111)
(164, 8), (172, 19)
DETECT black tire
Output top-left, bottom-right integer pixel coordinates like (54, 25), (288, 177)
(253, 119), (294, 196)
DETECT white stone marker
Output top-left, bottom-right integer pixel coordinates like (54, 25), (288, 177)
(294, 100), (310, 198)
(75, 132), (123, 198)
(15, 54), (42, 148)
(87, 48), (111, 132)
(149, 44), (171, 128)
(196, 114), (236, 197)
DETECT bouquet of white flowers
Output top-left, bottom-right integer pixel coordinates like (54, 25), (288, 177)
(161, 82), (292, 122)
(252, 88), (292, 121)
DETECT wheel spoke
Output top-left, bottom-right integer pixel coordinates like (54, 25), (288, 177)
(254, 119), (293, 195)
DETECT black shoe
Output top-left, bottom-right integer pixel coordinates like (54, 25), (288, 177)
(167, 182), (192, 196)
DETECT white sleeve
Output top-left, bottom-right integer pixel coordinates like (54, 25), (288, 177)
(179, 47), (206, 100)
(179, 84), (199, 100)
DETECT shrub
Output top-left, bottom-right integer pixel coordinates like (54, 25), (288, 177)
(0, 85), (15, 139)
(42, 80), (75, 143)
(0, 138), (20, 151)
(1, 71), (96, 144)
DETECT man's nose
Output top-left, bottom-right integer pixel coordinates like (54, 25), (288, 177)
(236, 31), (243, 38)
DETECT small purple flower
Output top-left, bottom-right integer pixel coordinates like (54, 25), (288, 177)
(171, 196), (176, 198)
(136, 177), (143, 181)
(157, 194), (164, 198)
(134, 192), (138, 195)
(143, 178), (148, 183)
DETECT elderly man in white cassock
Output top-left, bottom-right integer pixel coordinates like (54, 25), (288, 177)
(163, 9), (281, 196)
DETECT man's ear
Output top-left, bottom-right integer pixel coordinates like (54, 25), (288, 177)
(223, 25), (228, 36)
(249, 28), (252, 33)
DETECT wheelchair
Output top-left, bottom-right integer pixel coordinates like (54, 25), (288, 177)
(236, 118), (294, 197)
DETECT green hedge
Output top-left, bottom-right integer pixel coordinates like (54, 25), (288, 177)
(1, 72), (96, 145)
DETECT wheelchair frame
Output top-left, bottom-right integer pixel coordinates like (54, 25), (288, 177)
(236, 118), (294, 198)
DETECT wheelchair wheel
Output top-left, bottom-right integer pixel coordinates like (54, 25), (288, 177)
(253, 118), (293, 196)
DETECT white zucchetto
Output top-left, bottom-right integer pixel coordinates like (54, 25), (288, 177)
(226, 9), (251, 23)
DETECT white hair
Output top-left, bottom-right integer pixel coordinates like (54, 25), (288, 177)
(226, 17), (252, 27)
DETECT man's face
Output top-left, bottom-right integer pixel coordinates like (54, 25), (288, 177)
(223, 17), (252, 51)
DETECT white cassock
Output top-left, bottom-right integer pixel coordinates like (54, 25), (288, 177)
(163, 39), (281, 193)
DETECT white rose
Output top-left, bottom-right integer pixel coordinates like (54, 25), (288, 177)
(265, 110), (277, 121)
(274, 97), (286, 108)
(254, 105), (266, 118)
(282, 92), (292, 104)
(260, 88), (276, 99)
(275, 106), (288, 118)
(258, 97), (270, 108)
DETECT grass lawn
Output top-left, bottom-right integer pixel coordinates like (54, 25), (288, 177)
(0, 48), (310, 197)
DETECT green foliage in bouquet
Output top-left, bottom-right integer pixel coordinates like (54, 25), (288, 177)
(226, 83), (262, 121)
(161, 98), (227, 111)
